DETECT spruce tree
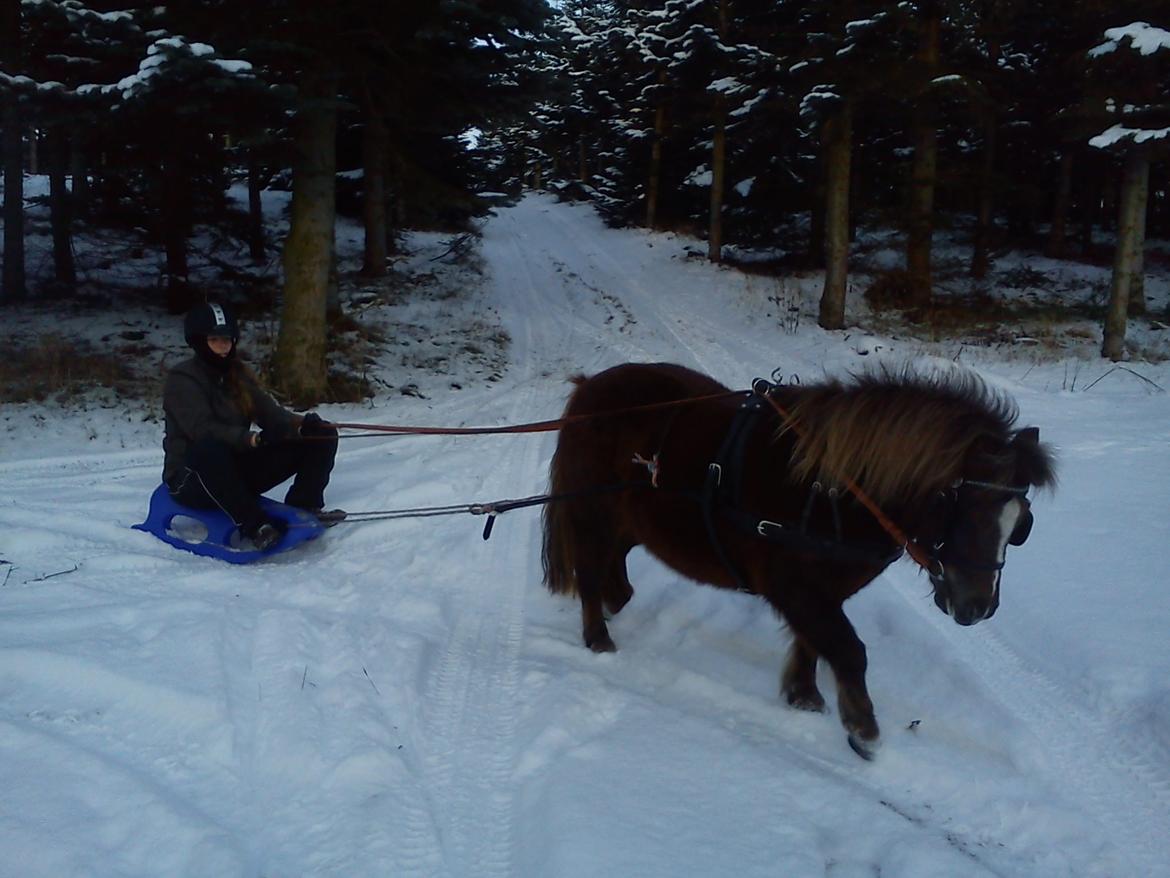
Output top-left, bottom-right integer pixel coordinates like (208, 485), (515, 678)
(1088, 22), (1170, 359)
(1, 0), (26, 303)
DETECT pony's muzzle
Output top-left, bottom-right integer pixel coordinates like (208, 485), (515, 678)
(951, 598), (995, 626)
(931, 573), (998, 626)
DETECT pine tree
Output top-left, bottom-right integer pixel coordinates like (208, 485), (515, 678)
(82, 21), (259, 311)
(1, 0), (26, 303)
(1087, 22), (1170, 360)
(791, 2), (905, 328)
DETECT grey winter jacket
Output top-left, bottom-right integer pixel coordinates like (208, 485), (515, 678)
(162, 356), (298, 485)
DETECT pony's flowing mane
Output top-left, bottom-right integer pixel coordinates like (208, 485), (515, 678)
(782, 366), (1027, 506)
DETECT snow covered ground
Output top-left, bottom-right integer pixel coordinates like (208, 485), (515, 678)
(2, 192), (1169, 877)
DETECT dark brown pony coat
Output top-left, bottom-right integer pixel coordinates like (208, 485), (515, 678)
(542, 362), (1054, 757)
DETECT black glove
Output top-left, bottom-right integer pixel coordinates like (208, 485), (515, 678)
(299, 412), (330, 437)
(251, 429), (276, 448)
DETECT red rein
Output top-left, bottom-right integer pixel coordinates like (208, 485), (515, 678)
(326, 390), (746, 436)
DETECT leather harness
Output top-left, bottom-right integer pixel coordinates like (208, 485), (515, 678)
(699, 381), (904, 593)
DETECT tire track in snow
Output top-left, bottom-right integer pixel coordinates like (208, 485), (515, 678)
(885, 567), (1170, 876)
(411, 213), (562, 875)
(530, 198), (802, 382)
(216, 602), (448, 876)
(0, 450), (157, 481)
(0, 716), (250, 875)
(520, 632), (1028, 876)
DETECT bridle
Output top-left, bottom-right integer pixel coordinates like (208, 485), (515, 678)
(756, 383), (1034, 579)
(919, 479), (1034, 583)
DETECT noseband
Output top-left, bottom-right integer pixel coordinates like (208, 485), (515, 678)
(921, 480), (1033, 582)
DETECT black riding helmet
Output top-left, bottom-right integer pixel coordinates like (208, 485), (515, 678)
(184, 301), (239, 348)
(185, 302), (239, 371)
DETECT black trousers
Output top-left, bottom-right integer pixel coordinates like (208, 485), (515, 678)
(168, 431), (338, 533)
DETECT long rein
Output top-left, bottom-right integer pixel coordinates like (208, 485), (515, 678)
(304, 386), (942, 575)
(325, 389), (746, 436)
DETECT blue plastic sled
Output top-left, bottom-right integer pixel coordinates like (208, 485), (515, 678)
(133, 484), (325, 564)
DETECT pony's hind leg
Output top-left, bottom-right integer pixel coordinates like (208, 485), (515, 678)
(781, 635), (826, 713)
(574, 528), (620, 652)
(602, 545), (635, 617)
(580, 573), (615, 652)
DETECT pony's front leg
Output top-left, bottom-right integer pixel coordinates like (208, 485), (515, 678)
(781, 635), (826, 713)
(776, 597), (880, 759)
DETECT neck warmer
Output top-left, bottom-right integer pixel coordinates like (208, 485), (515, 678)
(192, 337), (236, 373)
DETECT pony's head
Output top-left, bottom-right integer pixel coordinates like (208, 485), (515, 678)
(782, 366), (1056, 626)
(921, 426), (1055, 626)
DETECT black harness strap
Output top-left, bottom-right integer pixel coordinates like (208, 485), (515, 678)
(701, 384), (903, 592)
(702, 393), (770, 592)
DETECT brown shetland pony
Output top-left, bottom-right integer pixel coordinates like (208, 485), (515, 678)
(542, 362), (1055, 758)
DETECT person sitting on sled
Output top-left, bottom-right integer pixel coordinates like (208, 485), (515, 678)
(162, 301), (345, 551)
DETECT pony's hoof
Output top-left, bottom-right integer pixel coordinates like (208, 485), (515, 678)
(785, 688), (827, 713)
(848, 733), (881, 761)
(585, 632), (617, 653)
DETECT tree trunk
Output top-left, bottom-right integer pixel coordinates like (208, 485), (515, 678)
(578, 137), (588, 184)
(161, 154), (193, 314)
(326, 228), (341, 323)
(970, 111), (997, 279)
(708, 99), (726, 263)
(1079, 172), (1098, 257)
(819, 102), (852, 330)
(387, 147), (405, 254)
(47, 126), (76, 291)
(26, 125), (37, 175)
(906, 7), (940, 306)
(275, 67), (338, 405)
(247, 149), (266, 263)
(809, 148), (828, 268)
(1152, 167), (1167, 236)
(1126, 168), (1148, 317)
(708, 0), (730, 264)
(1102, 152), (1149, 361)
(906, 109), (937, 304)
(69, 129), (89, 220)
(360, 94), (389, 278)
(1, 0), (26, 303)
(646, 70), (667, 229)
(1045, 151), (1074, 259)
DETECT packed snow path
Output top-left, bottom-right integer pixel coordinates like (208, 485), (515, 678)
(1, 194), (1168, 877)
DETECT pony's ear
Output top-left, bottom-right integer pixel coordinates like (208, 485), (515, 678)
(1014, 426), (1040, 445)
(1012, 426), (1057, 489)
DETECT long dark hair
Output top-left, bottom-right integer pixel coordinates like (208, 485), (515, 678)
(223, 355), (258, 422)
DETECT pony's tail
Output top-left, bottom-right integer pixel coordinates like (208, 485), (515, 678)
(541, 441), (578, 597)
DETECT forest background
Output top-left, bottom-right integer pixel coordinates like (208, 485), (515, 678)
(1, 0), (1168, 406)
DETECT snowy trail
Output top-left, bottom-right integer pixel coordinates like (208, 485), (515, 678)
(472, 196), (1169, 877)
(403, 209), (569, 877)
(2, 193), (1168, 877)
